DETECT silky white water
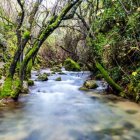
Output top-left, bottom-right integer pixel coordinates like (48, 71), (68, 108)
(0, 69), (140, 140)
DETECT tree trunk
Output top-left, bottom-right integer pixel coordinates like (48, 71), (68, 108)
(95, 61), (123, 93)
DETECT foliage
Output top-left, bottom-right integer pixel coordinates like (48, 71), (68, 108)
(0, 77), (12, 98)
(84, 0), (140, 101)
(23, 30), (30, 39)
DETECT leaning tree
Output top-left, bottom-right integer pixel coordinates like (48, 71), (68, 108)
(0, 0), (82, 100)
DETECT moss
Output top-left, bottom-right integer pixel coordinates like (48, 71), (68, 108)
(64, 58), (80, 71)
(27, 80), (34, 86)
(23, 30), (30, 39)
(0, 77), (12, 98)
(0, 74), (2, 79)
(0, 76), (22, 100)
(55, 77), (61, 81)
(26, 59), (32, 79)
(11, 79), (21, 100)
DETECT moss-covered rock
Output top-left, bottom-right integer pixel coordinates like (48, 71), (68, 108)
(84, 80), (98, 89)
(64, 58), (80, 71)
(55, 77), (61, 81)
(37, 73), (48, 81)
(27, 80), (34, 86)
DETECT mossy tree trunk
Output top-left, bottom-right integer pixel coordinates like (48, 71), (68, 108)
(95, 61), (123, 93)
(0, 1), (44, 99)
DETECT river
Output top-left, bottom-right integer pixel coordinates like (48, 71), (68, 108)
(0, 69), (140, 140)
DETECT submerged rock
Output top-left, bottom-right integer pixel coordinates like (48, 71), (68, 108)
(84, 80), (98, 89)
(55, 77), (61, 81)
(37, 73), (48, 81)
(79, 87), (89, 91)
(64, 58), (80, 71)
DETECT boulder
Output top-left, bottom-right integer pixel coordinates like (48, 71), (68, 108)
(64, 58), (80, 71)
(37, 73), (48, 81)
(84, 80), (98, 89)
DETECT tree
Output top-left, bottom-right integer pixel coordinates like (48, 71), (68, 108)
(0, 0), (82, 100)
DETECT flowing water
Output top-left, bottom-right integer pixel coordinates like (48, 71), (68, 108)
(0, 69), (140, 140)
